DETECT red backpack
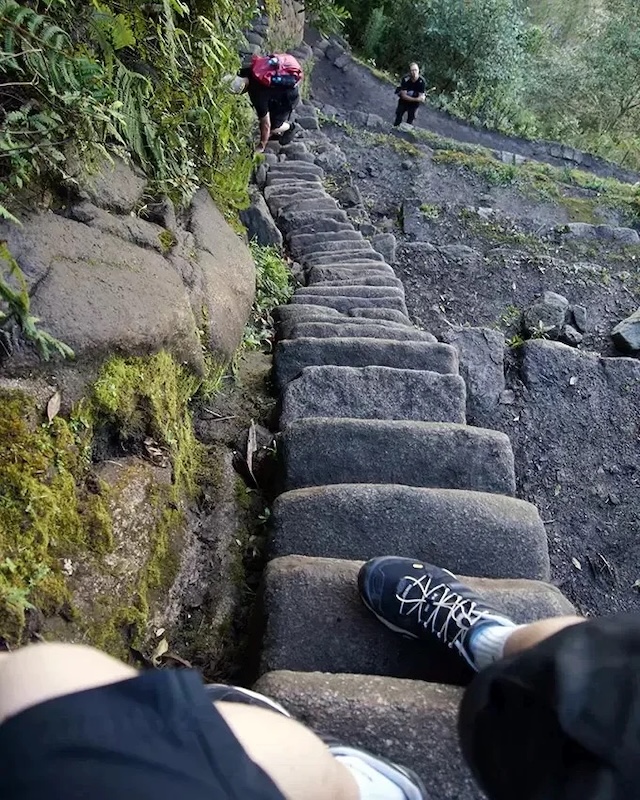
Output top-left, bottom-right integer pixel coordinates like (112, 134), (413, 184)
(250, 53), (303, 89)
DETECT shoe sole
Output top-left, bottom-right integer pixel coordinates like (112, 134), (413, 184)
(204, 684), (291, 717)
(330, 745), (428, 800)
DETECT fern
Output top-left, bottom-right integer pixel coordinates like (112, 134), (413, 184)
(0, 243), (74, 361)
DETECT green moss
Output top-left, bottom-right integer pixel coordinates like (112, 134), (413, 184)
(92, 351), (202, 498)
(420, 203), (441, 219)
(0, 390), (112, 644)
(158, 229), (177, 253)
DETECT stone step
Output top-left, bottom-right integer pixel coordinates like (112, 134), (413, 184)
(267, 163), (324, 178)
(280, 366), (466, 426)
(306, 265), (396, 281)
(294, 285), (405, 299)
(270, 485), (549, 579)
(289, 230), (365, 251)
(280, 418), (515, 494)
(280, 321), (436, 343)
(307, 270), (404, 290)
(254, 671), (478, 800)
(279, 209), (350, 233)
(299, 248), (386, 267)
(301, 250), (386, 265)
(265, 173), (323, 187)
(288, 219), (355, 237)
(268, 192), (331, 215)
(306, 274), (403, 289)
(289, 294), (409, 315)
(263, 182), (323, 201)
(293, 238), (379, 256)
(259, 556), (573, 682)
(274, 338), (457, 388)
(275, 198), (339, 216)
(275, 304), (412, 326)
(281, 151), (316, 163)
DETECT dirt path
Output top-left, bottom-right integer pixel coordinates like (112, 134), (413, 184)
(311, 54), (640, 184)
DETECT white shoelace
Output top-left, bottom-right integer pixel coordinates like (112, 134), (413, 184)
(396, 574), (493, 649)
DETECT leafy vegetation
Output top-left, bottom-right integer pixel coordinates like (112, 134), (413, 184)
(0, 0), (257, 221)
(244, 242), (293, 350)
(340, 0), (640, 171)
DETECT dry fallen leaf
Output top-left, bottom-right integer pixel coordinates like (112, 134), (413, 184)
(569, 376), (578, 386)
(246, 420), (258, 484)
(47, 390), (61, 423)
(151, 637), (169, 666)
(572, 557), (582, 571)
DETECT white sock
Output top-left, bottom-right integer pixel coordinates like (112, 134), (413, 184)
(331, 748), (423, 800)
(469, 622), (523, 670)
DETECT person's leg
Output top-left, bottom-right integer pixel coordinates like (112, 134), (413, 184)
(393, 102), (405, 127)
(0, 644), (427, 800)
(406, 104), (417, 125)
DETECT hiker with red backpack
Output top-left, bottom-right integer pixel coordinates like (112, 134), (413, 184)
(229, 54), (303, 153)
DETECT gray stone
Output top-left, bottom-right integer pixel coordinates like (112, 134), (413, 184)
(290, 294), (408, 315)
(439, 244), (478, 261)
(293, 238), (374, 257)
(442, 327), (505, 424)
(366, 113), (386, 130)
(294, 285), (405, 299)
(524, 290), (570, 339)
(297, 116), (320, 130)
(562, 222), (595, 239)
(282, 151), (317, 163)
(572, 304), (588, 333)
(336, 185), (362, 209)
(245, 30), (264, 45)
(334, 53), (351, 70)
(274, 338), (457, 388)
(348, 110), (369, 127)
(254, 162), (268, 189)
(597, 225), (640, 245)
(280, 366), (466, 425)
(255, 671), (480, 800)
(69, 201), (168, 253)
(260, 557), (573, 682)
(270, 486), (549, 578)
(307, 274), (404, 289)
(357, 221), (377, 236)
(281, 322), (436, 342)
(0, 211), (203, 380)
(306, 265), (396, 281)
(276, 198), (339, 217)
(560, 324), (584, 347)
(279, 142), (309, 157)
(240, 188), (283, 248)
(278, 209), (349, 233)
(290, 230), (364, 251)
(350, 307), (412, 324)
(314, 145), (348, 171)
(267, 162), (324, 178)
(74, 155), (147, 214)
(268, 193), (331, 217)
(371, 232), (397, 264)
(325, 43), (345, 62)
(301, 249), (385, 265)
(188, 189), (256, 359)
(280, 418), (515, 494)
(287, 219), (353, 237)
(611, 308), (640, 352)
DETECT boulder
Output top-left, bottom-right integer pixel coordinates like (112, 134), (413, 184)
(442, 327), (505, 424)
(571, 304), (588, 333)
(371, 232), (397, 264)
(0, 211), (203, 383)
(240, 188), (283, 248)
(611, 308), (640, 352)
(524, 291), (569, 339)
(73, 155), (147, 214)
(560, 324), (583, 347)
(188, 189), (256, 359)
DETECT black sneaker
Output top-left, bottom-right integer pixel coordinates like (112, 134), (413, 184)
(204, 684), (291, 717)
(358, 557), (514, 670)
(328, 742), (429, 800)
(278, 121), (298, 145)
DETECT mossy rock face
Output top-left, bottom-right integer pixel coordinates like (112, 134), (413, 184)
(44, 457), (181, 658)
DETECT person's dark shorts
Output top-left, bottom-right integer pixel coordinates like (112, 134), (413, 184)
(460, 613), (640, 800)
(0, 669), (285, 800)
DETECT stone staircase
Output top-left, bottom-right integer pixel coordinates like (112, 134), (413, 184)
(251, 109), (574, 799)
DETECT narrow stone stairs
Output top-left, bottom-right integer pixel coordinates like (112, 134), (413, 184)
(252, 113), (573, 799)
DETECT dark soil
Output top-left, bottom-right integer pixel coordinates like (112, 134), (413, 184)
(308, 61), (640, 618)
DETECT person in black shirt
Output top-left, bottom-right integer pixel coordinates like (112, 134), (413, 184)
(235, 67), (300, 153)
(394, 63), (426, 127)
